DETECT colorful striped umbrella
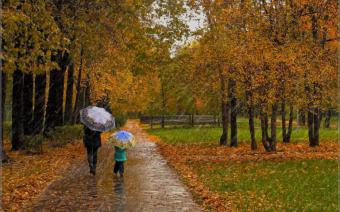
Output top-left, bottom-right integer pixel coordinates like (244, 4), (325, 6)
(108, 131), (136, 149)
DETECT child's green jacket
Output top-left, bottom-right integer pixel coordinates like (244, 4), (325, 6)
(114, 146), (127, 161)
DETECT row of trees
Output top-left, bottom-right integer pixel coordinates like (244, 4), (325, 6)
(150, 0), (338, 151)
(1, 0), (190, 160)
(2, 0), (62, 158)
(2, 0), (337, 158)
(2, 1), (116, 154)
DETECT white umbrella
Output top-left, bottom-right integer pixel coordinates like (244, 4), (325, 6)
(80, 106), (115, 132)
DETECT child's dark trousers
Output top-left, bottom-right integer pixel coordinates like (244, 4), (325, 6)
(114, 161), (124, 175)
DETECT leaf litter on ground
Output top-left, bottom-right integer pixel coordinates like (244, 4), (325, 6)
(2, 140), (86, 211)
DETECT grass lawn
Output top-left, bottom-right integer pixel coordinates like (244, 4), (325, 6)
(147, 118), (338, 145)
(146, 118), (338, 211)
(191, 159), (338, 211)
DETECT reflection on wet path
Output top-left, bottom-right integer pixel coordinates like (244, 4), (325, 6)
(26, 121), (201, 211)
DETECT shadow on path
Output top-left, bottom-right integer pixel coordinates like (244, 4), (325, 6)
(26, 120), (201, 212)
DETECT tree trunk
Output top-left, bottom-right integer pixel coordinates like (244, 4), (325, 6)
(229, 79), (237, 147)
(246, 87), (256, 150)
(11, 70), (24, 150)
(309, 9), (321, 147)
(286, 105), (294, 143)
(219, 72), (228, 146)
(33, 73), (46, 135)
(265, 114), (270, 141)
(260, 112), (271, 152)
(297, 109), (306, 126)
(248, 105), (256, 150)
(45, 68), (62, 130)
(64, 62), (74, 124)
(191, 114), (194, 127)
(308, 109), (315, 146)
(45, 51), (66, 131)
(324, 109), (331, 128)
(79, 87), (85, 109)
(84, 77), (91, 107)
(73, 48), (84, 124)
(57, 51), (69, 125)
(161, 83), (166, 128)
(1, 71), (9, 161)
(220, 101), (229, 145)
(270, 104), (278, 151)
(23, 73), (34, 135)
(161, 115), (165, 128)
(313, 107), (321, 146)
(281, 100), (288, 143)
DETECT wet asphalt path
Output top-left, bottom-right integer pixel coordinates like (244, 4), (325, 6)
(25, 120), (201, 212)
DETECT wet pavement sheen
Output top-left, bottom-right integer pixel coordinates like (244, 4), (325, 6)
(26, 121), (201, 212)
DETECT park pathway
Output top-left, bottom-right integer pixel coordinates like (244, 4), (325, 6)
(25, 120), (201, 212)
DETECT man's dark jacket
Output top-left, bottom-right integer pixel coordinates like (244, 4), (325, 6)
(83, 126), (101, 149)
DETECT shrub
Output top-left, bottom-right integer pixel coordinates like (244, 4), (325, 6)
(48, 125), (83, 147)
(115, 114), (128, 129)
(24, 135), (44, 154)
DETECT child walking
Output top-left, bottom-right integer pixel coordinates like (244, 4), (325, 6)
(113, 146), (127, 177)
(109, 130), (136, 177)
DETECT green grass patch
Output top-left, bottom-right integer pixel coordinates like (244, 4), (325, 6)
(191, 159), (338, 211)
(148, 127), (222, 145)
(147, 118), (338, 145)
